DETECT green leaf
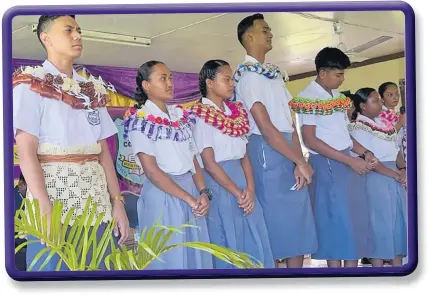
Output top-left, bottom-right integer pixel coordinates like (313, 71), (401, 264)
(27, 247), (52, 271)
(38, 249), (59, 271)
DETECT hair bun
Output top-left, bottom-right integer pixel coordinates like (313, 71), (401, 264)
(349, 93), (359, 103)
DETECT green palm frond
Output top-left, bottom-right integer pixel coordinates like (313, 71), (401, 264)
(105, 223), (263, 270)
(16, 197), (264, 271)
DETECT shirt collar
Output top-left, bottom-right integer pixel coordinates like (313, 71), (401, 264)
(42, 60), (84, 81)
(244, 55), (261, 64)
(310, 80), (341, 98)
(201, 97), (231, 114)
(356, 113), (376, 124)
(144, 100), (174, 119)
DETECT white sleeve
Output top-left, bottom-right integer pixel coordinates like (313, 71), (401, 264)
(298, 113), (317, 126)
(192, 118), (215, 154)
(98, 107), (118, 140)
(284, 86), (293, 103)
(13, 84), (42, 138)
(295, 90), (317, 126)
(236, 72), (268, 110)
(349, 129), (374, 152)
(128, 130), (156, 157)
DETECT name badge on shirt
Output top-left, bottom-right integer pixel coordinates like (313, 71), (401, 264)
(87, 110), (101, 126)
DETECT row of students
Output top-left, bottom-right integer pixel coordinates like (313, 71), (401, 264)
(125, 13), (407, 269)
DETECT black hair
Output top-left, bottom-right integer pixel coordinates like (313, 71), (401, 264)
(350, 87), (376, 121)
(315, 47), (351, 73)
(134, 60), (164, 107)
(36, 15), (76, 49)
(237, 13), (265, 47)
(378, 81), (398, 97)
(19, 173), (25, 183)
(198, 60), (230, 99)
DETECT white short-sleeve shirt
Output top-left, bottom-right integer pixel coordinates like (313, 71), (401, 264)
(193, 98), (248, 167)
(128, 100), (197, 175)
(349, 114), (399, 162)
(297, 80), (353, 154)
(13, 60), (117, 146)
(235, 55), (294, 135)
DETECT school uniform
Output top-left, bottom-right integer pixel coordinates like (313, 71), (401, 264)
(126, 100), (212, 270)
(13, 60), (118, 271)
(295, 80), (372, 260)
(234, 55), (318, 260)
(192, 97), (274, 268)
(349, 114), (407, 260)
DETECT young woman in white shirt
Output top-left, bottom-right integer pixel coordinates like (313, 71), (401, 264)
(190, 60), (274, 268)
(348, 87), (407, 267)
(124, 61), (212, 270)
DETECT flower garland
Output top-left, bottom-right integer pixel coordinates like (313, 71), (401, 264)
(123, 104), (196, 142)
(380, 108), (399, 124)
(12, 65), (115, 110)
(348, 117), (397, 141)
(289, 94), (352, 115)
(232, 61), (287, 101)
(233, 62), (286, 84)
(189, 100), (250, 137)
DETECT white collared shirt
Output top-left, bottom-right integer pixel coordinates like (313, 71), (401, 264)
(193, 97), (248, 167)
(349, 114), (399, 162)
(235, 55), (295, 135)
(13, 60), (117, 146)
(128, 100), (197, 175)
(297, 80), (353, 154)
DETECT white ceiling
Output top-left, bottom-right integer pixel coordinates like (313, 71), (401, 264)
(11, 11), (405, 75)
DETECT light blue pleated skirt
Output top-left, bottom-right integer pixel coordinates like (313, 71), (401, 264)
(247, 132), (318, 260)
(137, 172), (213, 270)
(366, 161), (407, 259)
(308, 151), (373, 260)
(203, 159), (274, 269)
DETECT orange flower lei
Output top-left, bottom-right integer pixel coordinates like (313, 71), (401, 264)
(289, 94), (352, 115)
(189, 100), (250, 137)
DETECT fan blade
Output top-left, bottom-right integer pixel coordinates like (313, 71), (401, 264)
(346, 36), (392, 54)
(349, 55), (369, 63)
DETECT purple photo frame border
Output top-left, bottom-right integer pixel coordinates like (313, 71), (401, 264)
(2, 1), (417, 281)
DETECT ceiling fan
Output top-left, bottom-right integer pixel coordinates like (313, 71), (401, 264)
(332, 21), (392, 63)
(282, 19), (393, 65)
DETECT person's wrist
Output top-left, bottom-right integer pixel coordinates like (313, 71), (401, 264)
(199, 188), (213, 201)
(111, 195), (125, 206)
(345, 156), (355, 166)
(296, 158), (307, 166)
(186, 195), (195, 204)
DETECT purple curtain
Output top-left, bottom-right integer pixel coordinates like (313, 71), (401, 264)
(12, 58), (200, 105)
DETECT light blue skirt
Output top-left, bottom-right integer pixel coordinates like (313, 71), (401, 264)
(137, 172), (213, 270)
(308, 151), (373, 260)
(247, 132), (318, 260)
(203, 159), (274, 269)
(366, 161), (407, 259)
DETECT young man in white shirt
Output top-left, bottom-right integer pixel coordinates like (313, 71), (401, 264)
(13, 15), (129, 271)
(234, 13), (317, 268)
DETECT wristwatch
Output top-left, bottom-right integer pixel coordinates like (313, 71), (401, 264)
(199, 188), (213, 201)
